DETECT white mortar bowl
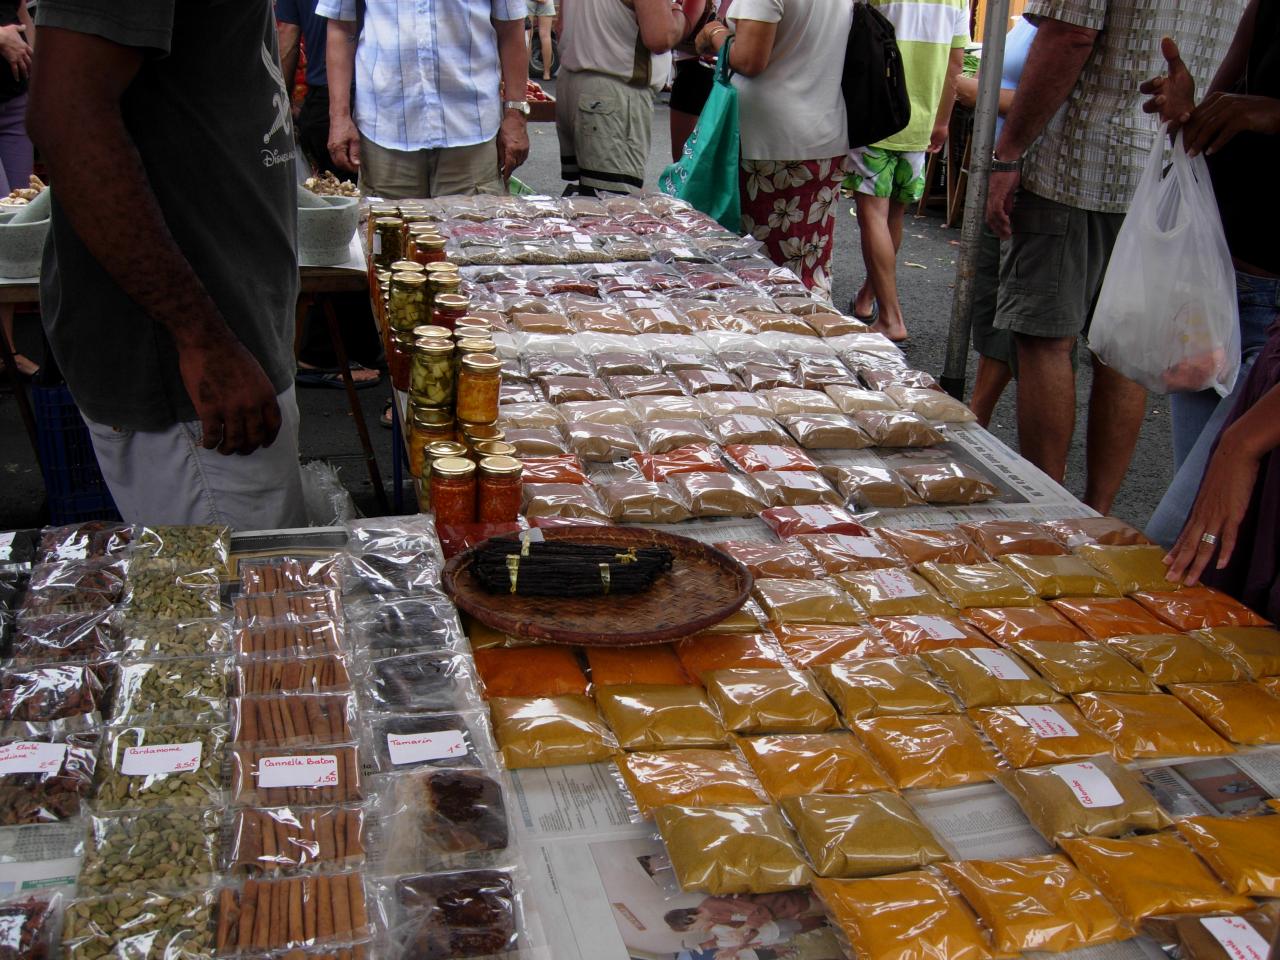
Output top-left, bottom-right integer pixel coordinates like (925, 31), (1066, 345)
(298, 195), (360, 267)
(0, 217), (48, 278)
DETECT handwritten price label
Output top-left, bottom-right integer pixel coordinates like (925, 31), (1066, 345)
(914, 616), (964, 641)
(388, 730), (467, 765)
(1201, 917), (1269, 960)
(971, 648), (1030, 681)
(121, 742), (202, 776)
(0, 741), (66, 775)
(870, 569), (922, 599)
(1050, 761), (1123, 809)
(258, 754), (339, 788)
(1015, 705), (1078, 739)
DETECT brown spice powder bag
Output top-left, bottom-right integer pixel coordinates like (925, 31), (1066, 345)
(916, 562), (1040, 609)
(1167, 681), (1280, 744)
(655, 804), (814, 894)
(705, 668), (839, 734)
(970, 703), (1114, 767)
(782, 791), (946, 878)
(1176, 815), (1280, 897)
(489, 695), (618, 769)
(1009, 640), (1158, 694)
(617, 748), (766, 817)
(921, 647), (1063, 708)
(854, 714), (1001, 789)
(1073, 691), (1235, 759)
(814, 657), (956, 721)
(1106, 633), (1248, 685)
(735, 731), (892, 799)
(596, 685), (727, 751)
(997, 757), (1170, 842)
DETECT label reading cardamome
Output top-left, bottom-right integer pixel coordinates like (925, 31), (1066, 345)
(121, 741), (202, 776)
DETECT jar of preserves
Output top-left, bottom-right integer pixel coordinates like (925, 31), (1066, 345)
(457, 315), (494, 331)
(456, 354), (502, 424)
(411, 234), (448, 265)
(388, 331), (415, 392)
(430, 457), (477, 525)
(473, 440), (518, 459)
(453, 325), (491, 342)
(459, 421), (504, 451)
(410, 338), (455, 408)
(367, 204), (398, 247)
(388, 273), (428, 334)
(373, 217), (404, 268)
(478, 456), (523, 523)
(412, 324), (454, 342)
(390, 259), (425, 275)
(421, 439), (468, 492)
(433, 292), (470, 331)
(407, 409), (456, 477)
(454, 337), (496, 378)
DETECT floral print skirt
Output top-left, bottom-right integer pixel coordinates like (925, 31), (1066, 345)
(739, 157), (847, 303)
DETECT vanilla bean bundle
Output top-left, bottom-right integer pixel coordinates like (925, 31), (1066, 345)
(473, 537), (675, 597)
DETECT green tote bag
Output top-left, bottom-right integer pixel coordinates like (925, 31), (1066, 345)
(658, 38), (741, 233)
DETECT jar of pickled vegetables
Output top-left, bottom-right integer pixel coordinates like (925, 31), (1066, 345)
(412, 324), (453, 342)
(411, 234), (448, 265)
(367, 204), (398, 247)
(388, 273), (428, 334)
(373, 217), (404, 268)
(388, 332), (415, 392)
(456, 354), (502, 424)
(430, 457), (477, 525)
(433, 293), (470, 331)
(478, 456), (523, 522)
(408, 408), (456, 477)
(410, 338), (455, 408)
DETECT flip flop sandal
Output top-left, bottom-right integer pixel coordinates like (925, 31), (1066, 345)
(297, 362), (383, 390)
(850, 299), (880, 324)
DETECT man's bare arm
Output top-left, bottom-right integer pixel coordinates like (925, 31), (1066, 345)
(995, 18), (1098, 161)
(27, 26), (281, 454)
(635, 0), (688, 54)
(929, 46), (965, 152)
(325, 17), (359, 171)
(493, 17), (530, 178)
(277, 20), (301, 105)
(1208, 0), (1258, 95)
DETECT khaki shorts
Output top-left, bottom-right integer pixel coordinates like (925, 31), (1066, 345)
(556, 69), (654, 195)
(994, 189), (1125, 340)
(358, 134), (504, 200)
(527, 0), (555, 16)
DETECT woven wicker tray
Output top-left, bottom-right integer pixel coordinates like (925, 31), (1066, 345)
(442, 526), (753, 646)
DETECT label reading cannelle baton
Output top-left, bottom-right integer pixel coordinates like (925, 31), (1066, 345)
(0, 741), (66, 775)
(121, 742), (202, 776)
(387, 730), (467, 765)
(258, 754), (338, 788)
(1050, 761), (1123, 808)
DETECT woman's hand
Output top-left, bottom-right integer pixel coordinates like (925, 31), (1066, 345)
(1140, 36), (1196, 133)
(1181, 91), (1280, 156)
(1164, 437), (1260, 586)
(695, 20), (727, 57)
(0, 24), (30, 82)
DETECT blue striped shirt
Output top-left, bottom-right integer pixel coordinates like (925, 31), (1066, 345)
(315, 0), (526, 151)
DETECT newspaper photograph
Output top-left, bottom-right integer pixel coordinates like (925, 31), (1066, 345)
(1138, 749), (1280, 818)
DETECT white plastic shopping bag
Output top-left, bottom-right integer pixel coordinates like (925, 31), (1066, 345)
(1089, 128), (1239, 396)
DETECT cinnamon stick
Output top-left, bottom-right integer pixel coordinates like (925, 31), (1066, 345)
(330, 874), (352, 937)
(316, 876), (334, 940)
(346, 874), (366, 933)
(238, 879), (258, 950)
(217, 888), (237, 953)
(288, 877), (304, 947)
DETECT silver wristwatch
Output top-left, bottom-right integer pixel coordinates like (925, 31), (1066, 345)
(503, 100), (530, 116)
(990, 151), (1022, 173)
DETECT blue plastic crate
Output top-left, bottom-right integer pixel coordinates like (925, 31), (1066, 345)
(31, 383), (119, 524)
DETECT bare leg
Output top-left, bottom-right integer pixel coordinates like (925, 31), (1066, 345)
(1013, 333), (1077, 484)
(853, 193), (908, 341)
(1, 306), (36, 377)
(1084, 353), (1147, 514)
(969, 354), (1013, 428)
(538, 16), (554, 80)
(670, 109), (698, 161)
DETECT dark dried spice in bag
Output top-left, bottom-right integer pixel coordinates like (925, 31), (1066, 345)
(0, 894), (60, 960)
(0, 734), (96, 825)
(395, 870), (518, 960)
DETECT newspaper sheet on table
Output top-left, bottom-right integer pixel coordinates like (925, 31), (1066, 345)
(1136, 746), (1280, 817)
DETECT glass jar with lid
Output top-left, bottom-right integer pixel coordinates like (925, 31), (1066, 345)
(456, 354), (503, 425)
(407, 409), (456, 477)
(410, 337), (455, 408)
(411, 234), (448, 266)
(430, 457), (477, 525)
(388, 331), (415, 392)
(421, 440), (468, 497)
(433, 293), (471, 331)
(473, 439), (518, 460)
(390, 259), (425, 275)
(372, 217), (404, 268)
(388, 273), (429, 334)
(478, 456), (523, 522)
(412, 324), (454, 342)
(459, 421), (504, 452)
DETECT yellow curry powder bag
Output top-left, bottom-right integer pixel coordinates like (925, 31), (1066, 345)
(813, 872), (994, 960)
(997, 554), (1122, 600)
(1073, 692), (1235, 759)
(595, 684), (727, 751)
(773, 623), (899, 668)
(617, 748), (767, 817)
(1105, 633), (1248, 685)
(869, 615), (995, 654)
(1175, 815), (1280, 897)
(1130, 585), (1271, 631)
(585, 644), (694, 687)
(735, 731), (893, 799)
(814, 657), (956, 720)
(781, 791), (948, 878)
(655, 804), (814, 894)
(939, 855), (1132, 954)
(834, 569), (953, 618)
(916, 561), (1041, 609)
(854, 714), (1000, 789)
(753, 578), (864, 626)
(997, 757), (1170, 841)
(490, 695), (619, 769)
(675, 632), (790, 681)
(963, 605), (1087, 646)
(1009, 640), (1157, 695)
(705, 668), (839, 734)
(1059, 833), (1253, 925)
(1167, 682), (1280, 744)
(920, 647), (1062, 708)
(1075, 544), (1181, 595)
(970, 703), (1114, 767)
(1191, 627), (1280, 677)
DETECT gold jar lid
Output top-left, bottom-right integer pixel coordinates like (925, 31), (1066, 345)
(457, 315), (493, 328)
(460, 422), (503, 441)
(413, 235), (448, 251)
(413, 325), (454, 340)
(374, 216), (403, 228)
(431, 456), (476, 479)
(408, 220), (441, 234)
(426, 441), (468, 459)
(391, 272), (427, 288)
(474, 440), (517, 458)
(415, 337), (454, 356)
(435, 293), (470, 310)
(478, 455), (523, 477)
(453, 326), (491, 341)
(455, 337), (496, 355)
(425, 260), (459, 274)
(410, 405), (453, 427)
(390, 260), (425, 273)
(461, 354), (503, 374)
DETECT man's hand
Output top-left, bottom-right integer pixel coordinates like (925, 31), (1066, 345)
(178, 334), (282, 456)
(0, 24), (30, 82)
(928, 119), (949, 154)
(497, 110), (529, 179)
(1140, 36), (1196, 133)
(328, 115), (361, 172)
(1181, 91), (1280, 157)
(985, 168), (1020, 240)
